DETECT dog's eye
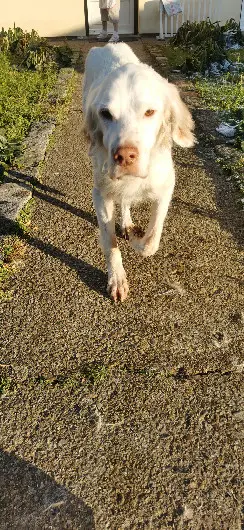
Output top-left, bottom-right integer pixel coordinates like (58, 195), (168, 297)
(100, 109), (113, 121)
(144, 109), (155, 117)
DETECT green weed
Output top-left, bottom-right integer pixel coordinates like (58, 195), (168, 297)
(34, 363), (109, 391)
(0, 236), (26, 301)
(16, 198), (34, 234)
(0, 376), (13, 395)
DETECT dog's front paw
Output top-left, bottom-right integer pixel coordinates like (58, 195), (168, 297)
(121, 224), (134, 241)
(127, 225), (145, 251)
(129, 229), (159, 257)
(107, 269), (129, 302)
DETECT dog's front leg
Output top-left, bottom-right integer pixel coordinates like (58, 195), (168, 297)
(120, 201), (133, 240)
(129, 184), (174, 257)
(93, 188), (129, 302)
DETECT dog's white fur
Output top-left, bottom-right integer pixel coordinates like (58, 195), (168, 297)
(83, 43), (195, 301)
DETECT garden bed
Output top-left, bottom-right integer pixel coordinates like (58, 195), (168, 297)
(0, 26), (75, 178)
(0, 26), (77, 300)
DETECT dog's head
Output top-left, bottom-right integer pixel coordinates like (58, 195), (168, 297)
(84, 63), (195, 180)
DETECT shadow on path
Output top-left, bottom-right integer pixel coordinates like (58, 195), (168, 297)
(0, 216), (107, 297)
(0, 449), (95, 529)
(7, 171), (98, 228)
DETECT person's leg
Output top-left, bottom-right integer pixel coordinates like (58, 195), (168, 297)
(97, 9), (109, 39)
(102, 20), (108, 32)
(108, 4), (120, 42)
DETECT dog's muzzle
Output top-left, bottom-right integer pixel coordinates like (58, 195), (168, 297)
(110, 144), (145, 179)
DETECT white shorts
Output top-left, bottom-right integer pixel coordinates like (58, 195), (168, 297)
(100, 3), (120, 23)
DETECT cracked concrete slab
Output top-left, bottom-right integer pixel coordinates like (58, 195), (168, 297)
(0, 40), (243, 528)
(19, 121), (56, 179)
(0, 371), (243, 529)
(0, 181), (32, 222)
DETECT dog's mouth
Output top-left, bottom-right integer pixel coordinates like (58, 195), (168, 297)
(109, 162), (148, 181)
(110, 172), (147, 181)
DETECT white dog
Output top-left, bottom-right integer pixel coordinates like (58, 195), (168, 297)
(83, 43), (195, 302)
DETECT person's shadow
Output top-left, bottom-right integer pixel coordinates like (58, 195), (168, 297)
(0, 450), (95, 529)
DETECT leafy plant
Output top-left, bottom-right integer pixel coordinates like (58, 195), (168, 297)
(172, 19), (225, 48)
(171, 18), (244, 73)
(55, 46), (73, 67)
(0, 25), (73, 71)
(222, 18), (244, 45)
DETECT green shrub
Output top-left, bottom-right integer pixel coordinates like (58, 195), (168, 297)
(0, 25), (73, 70)
(171, 18), (244, 73)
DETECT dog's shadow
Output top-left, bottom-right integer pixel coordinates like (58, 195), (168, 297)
(0, 216), (107, 298)
(0, 449), (95, 529)
(1, 170), (140, 299)
(1, 170), (109, 297)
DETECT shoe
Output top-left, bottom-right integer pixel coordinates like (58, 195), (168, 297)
(97, 30), (108, 40)
(108, 32), (119, 43)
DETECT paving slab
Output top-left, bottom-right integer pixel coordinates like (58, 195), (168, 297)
(0, 40), (243, 528)
(0, 181), (32, 222)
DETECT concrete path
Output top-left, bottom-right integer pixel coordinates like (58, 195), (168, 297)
(0, 41), (243, 529)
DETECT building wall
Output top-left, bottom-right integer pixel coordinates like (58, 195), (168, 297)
(2, 0), (86, 37)
(1, 0), (242, 36)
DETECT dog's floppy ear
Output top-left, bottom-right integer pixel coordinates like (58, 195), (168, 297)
(168, 83), (196, 148)
(83, 85), (103, 154)
(83, 104), (103, 153)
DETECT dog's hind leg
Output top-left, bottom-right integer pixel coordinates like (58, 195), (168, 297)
(93, 188), (129, 302)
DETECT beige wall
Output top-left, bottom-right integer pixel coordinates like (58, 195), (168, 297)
(2, 0), (86, 37)
(1, 0), (242, 36)
(215, 0), (242, 24)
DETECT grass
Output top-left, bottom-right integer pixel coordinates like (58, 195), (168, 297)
(156, 44), (188, 70)
(0, 199), (34, 301)
(0, 53), (57, 171)
(0, 363), (109, 399)
(16, 197), (35, 233)
(195, 73), (244, 149)
(0, 26), (75, 174)
(150, 25), (244, 152)
(147, 24), (244, 200)
(0, 376), (12, 396)
(0, 28), (76, 296)
(34, 363), (109, 390)
(0, 236), (25, 301)
(195, 74), (243, 115)
(227, 49), (244, 63)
